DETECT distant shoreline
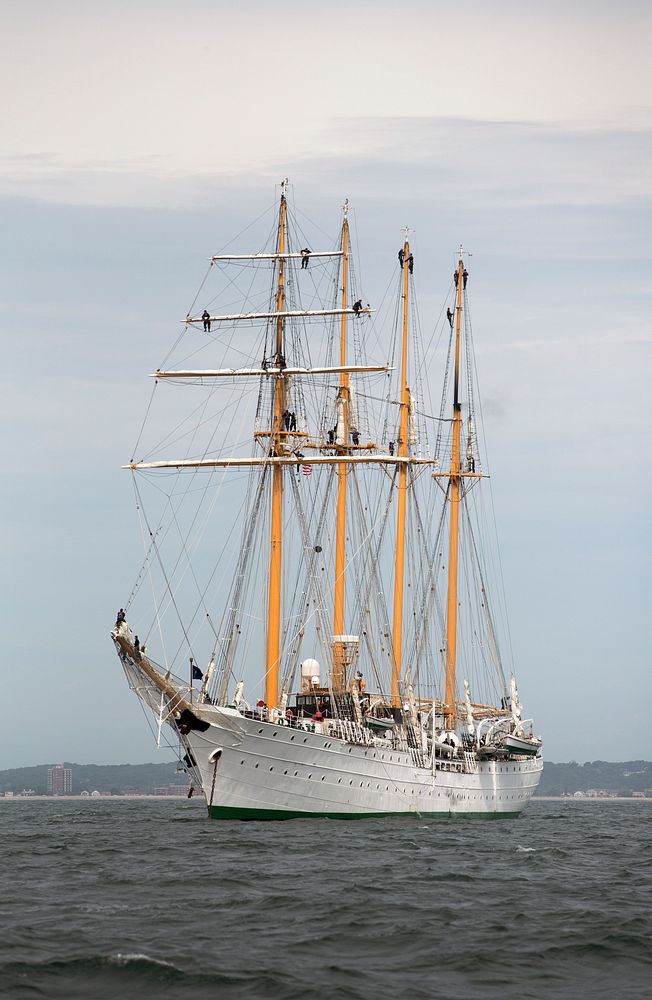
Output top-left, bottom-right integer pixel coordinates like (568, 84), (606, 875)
(535, 796), (651, 803)
(1, 794), (650, 804)
(0, 794), (205, 802)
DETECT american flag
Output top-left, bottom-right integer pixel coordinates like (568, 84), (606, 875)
(302, 464), (313, 477)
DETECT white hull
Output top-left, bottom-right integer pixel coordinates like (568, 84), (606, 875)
(184, 706), (542, 819)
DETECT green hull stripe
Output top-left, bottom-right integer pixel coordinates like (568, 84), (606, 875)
(208, 804), (523, 821)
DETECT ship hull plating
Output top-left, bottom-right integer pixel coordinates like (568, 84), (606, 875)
(185, 707), (542, 820)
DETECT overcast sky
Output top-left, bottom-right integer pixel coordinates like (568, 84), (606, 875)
(1, 0), (650, 769)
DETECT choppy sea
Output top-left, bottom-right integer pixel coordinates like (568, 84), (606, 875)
(2, 798), (650, 1000)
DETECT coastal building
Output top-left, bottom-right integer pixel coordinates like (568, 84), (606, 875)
(153, 784), (188, 796)
(47, 764), (72, 796)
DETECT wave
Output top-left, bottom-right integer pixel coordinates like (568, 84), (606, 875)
(0, 953), (339, 1000)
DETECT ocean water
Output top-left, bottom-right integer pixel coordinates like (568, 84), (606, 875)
(2, 799), (650, 1000)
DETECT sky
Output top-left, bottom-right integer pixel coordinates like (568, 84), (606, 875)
(1, 0), (650, 768)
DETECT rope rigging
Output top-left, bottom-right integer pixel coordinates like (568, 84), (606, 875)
(122, 193), (516, 723)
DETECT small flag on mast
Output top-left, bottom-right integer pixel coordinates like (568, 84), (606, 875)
(302, 464), (312, 477)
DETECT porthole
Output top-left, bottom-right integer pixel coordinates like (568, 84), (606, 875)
(269, 766), (274, 772)
(258, 729), (263, 735)
(290, 736), (295, 741)
(254, 763), (259, 768)
(284, 770), (288, 775)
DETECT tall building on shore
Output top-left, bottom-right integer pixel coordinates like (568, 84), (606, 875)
(47, 764), (72, 796)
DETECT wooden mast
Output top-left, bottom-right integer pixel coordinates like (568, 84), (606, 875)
(265, 181), (288, 708)
(390, 233), (411, 708)
(333, 202), (350, 691)
(444, 250), (465, 728)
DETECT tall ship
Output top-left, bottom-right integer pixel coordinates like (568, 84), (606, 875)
(112, 181), (542, 819)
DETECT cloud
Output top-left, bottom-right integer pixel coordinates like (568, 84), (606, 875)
(3, 117), (650, 233)
(2, 1), (651, 199)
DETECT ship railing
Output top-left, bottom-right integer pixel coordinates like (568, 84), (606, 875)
(246, 707), (276, 723)
(243, 708), (389, 748)
(329, 719), (374, 746)
(435, 758), (465, 774)
(410, 749), (430, 769)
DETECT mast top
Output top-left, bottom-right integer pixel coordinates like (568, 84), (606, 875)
(280, 177), (289, 198)
(342, 198), (349, 221)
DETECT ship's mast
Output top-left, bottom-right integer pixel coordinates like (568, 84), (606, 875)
(444, 250), (465, 728)
(333, 202), (350, 691)
(390, 232), (411, 709)
(265, 181), (288, 708)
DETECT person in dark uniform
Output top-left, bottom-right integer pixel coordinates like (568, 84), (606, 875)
(202, 309), (211, 332)
(289, 412), (297, 431)
(300, 248), (311, 269)
(282, 409), (291, 431)
(463, 268), (468, 289)
(352, 299), (363, 315)
(447, 307), (454, 328)
(407, 253), (414, 274)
